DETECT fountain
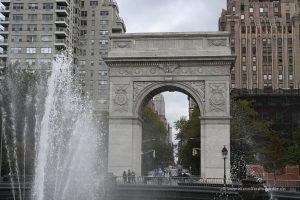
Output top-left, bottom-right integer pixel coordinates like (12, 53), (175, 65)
(0, 52), (107, 200)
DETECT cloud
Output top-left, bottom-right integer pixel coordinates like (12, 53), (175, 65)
(117, 0), (226, 32)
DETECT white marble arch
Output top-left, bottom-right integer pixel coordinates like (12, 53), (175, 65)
(104, 32), (235, 179)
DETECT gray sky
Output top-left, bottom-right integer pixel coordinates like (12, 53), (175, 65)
(117, 0), (227, 141)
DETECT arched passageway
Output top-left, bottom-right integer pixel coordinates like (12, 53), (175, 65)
(104, 32), (235, 178)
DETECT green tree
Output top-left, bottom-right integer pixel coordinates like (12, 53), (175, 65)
(142, 105), (173, 175)
(285, 127), (300, 166)
(175, 107), (200, 175)
(230, 96), (272, 180)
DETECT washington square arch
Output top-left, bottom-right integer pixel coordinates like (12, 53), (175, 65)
(104, 32), (235, 179)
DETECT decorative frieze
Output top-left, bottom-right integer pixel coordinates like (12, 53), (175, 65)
(208, 39), (227, 47)
(110, 66), (230, 77)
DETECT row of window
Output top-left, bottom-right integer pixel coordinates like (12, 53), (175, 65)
(11, 35), (52, 42)
(81, 11), (109, 17)
(11, 47), (52, 54)
(12, 24), (57, 32)
(80, 1), (100, 7)
(11, 58), (52, 66)
(12, 3), (54, 10)
(79, 29), (109, 36)
(12, 14), (54, 21)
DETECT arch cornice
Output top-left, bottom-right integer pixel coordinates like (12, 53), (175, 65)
(133, 81), (205, 117)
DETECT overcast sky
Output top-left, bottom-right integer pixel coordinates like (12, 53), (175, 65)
(116, 0), (227, 141)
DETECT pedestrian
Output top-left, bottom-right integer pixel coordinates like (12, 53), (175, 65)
(123, 170), (127, 183)
(127, 169), (131, 183)
(131, 171), (136, 184)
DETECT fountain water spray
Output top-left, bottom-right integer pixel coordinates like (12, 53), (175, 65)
(32, 52), (105, 200)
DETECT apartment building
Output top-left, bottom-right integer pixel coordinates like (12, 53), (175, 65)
(0, 0), (126, 113)
(219, 0), (300, 90)
(219, 0), (300, 136)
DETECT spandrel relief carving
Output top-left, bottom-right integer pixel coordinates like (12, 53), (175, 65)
(113, 84), (129, 112)
(208, 83), (226, 113)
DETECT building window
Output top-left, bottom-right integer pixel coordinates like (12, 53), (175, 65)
(28, 3), (38, 10)
(90, 1), (98, 6)
(81, 11), (88, 17)
(43, 3), (53, 9)
(26, 48), (36, 54)
(13, 14), (23, 21)
(42, 24), (53, 31)
(11, 35), (22, 42)
(26, 59), (36, 66)
(232, 6), (235, 12)
(264, 75), (268, 80)
(12, 24), (23, 31)
(39, 59), (52, 66)
(13, 3), (24, 10)
(99, 80), (108, 85)
(289, 75), (293, 80)
(249, 7), (253, 13)
(28, 14), (38, 21)
(241, 38), (246, 45)
(99, 70), (108, 76)
(252, 39), (256, 45)
(100, 20), (108, 25)
(100, 11), (109, 16)
(27, 35), (37, 42)
(81, 20), (87, 26)
(252, 66), (257, 71)
(78, 60), (86, 65)
(252, 56), (256, 62)
(91, 49), (94, 56)
(91, 20), (95, 26)
(268, 75), (272, 80)
(80, 30), (87, 36)
(100, 30), (109, 35)
(242, 65), (247, 71)
(242, 56), (246, 62)
(27, 24), (38, 31)
(92, 10), (95, 17)
(253, 75), (257, 80)
(42, 14), (53, 21)
(41, 35), (52, 42)
(41, 48), (52, 54)
(11, 48), (22, 54)
(91, 61), (94, 66)
(240, 14), (245, 20)
(99, 40), (109, 45)
(260, 7), (264, 13)
(279, 74), (283, 80)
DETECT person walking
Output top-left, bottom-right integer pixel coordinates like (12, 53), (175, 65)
(131, 171), (136, 184)
(123, 170), (127, 183)
(127, 169), (131, 183)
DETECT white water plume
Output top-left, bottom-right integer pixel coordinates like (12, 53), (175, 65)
(32, 52), (104, 200)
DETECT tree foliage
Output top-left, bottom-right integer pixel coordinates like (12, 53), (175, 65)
(175, 107), (200, 175)
(142, 105), (173, 175)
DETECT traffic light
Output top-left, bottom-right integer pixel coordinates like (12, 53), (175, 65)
(192, 148), (197, 156)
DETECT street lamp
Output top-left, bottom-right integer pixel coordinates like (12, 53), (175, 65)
(222, 145), (228, 187)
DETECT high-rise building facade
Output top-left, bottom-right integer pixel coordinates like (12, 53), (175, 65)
(0, 0), (126, 112)
(219, 0), (300, 90)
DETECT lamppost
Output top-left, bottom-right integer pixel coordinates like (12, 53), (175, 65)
(222, 145), (228, 187)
